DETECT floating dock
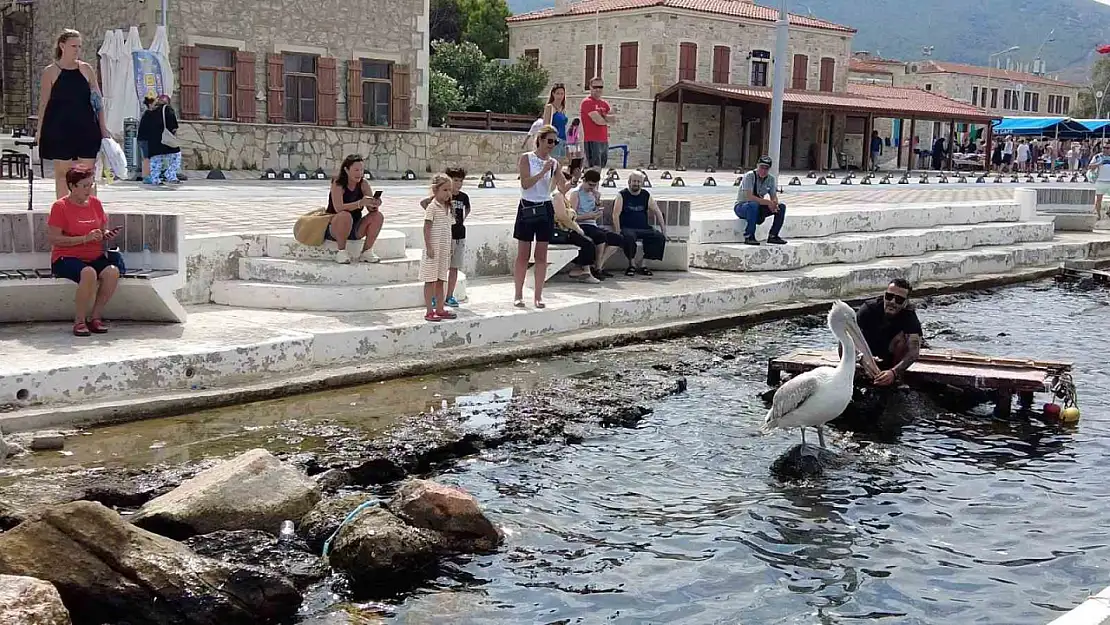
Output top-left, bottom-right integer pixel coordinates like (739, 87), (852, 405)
(767, 349), (1073, 418)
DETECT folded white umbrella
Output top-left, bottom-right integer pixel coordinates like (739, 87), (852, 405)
(148, 25), (175, 98)
(100, 137), (128, 179)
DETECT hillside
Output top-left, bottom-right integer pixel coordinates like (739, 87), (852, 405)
(505, 0), (1109, 83)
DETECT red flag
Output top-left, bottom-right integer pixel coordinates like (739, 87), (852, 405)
(1098, 44), (1110, 54)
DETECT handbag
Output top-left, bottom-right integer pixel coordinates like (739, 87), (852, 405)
(294, 208), (333, 246)
(518, 199), (550, 225)
(160, 105), (180, 149)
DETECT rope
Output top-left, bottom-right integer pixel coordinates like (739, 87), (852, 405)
(1051, 371), (1079, 409)
(321, 499), (380, 558)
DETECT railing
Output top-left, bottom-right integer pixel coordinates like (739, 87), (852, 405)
(444, 111), (535, 132)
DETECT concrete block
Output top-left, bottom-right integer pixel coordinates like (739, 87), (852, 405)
(239, 250), (423, 285)
(30, 432), (64, 451)
(210, 275), (469, 312)
(263, 230), (407, 262)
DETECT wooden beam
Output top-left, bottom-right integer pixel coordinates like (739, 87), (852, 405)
(907, 118), (917, 172)
(947, 120), (956, 171)
(675, 88), (684, 168)
(649, 96), (658, 166)
(896, 118), (904, 169)
(862, 114), (873, 171)
(717, 102), (726, 168)
(984, 120), (994, 173)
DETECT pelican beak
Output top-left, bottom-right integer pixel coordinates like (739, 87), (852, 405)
(844, 314), (882, 378)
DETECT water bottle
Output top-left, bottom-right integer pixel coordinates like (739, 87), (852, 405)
(141, 244), (152, 272)
(279, 520), (295, 540)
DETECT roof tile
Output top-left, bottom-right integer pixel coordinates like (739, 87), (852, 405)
(911, 60), (1077, 88)
(506, 0), (856, 32)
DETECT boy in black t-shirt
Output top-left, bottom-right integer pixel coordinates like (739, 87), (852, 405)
(422, 167), (470, 307)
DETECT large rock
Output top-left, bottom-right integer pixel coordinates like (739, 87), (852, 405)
(132, 449), (321, 539)
(387, 479), (499, 546)
(327, 506), (444, 589)
(183, 530), (328, 590)
(0, 501), (301, 625)
(299, 494), (378, 555)
(0, 575), (71, 625)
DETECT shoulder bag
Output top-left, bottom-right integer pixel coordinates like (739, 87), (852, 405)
(294, 208), (333, 246)
(160, 105), (180, 149)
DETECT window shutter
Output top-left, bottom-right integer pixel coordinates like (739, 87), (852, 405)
(618, 42), (637, 89)
(233, 50), (256, 123)
(347, 59), (363, 127)
(792, 54), (808, 90)
(712, 46), (730, 84)
(391, 64), (412, 130)
(317, 56), (338, 126)
(266, 54), (285, 123)
(819, 57), (835, 92)
(179, 46), (200, 120)
(679, 42), (697, 81)
(584, 44), (602, 90)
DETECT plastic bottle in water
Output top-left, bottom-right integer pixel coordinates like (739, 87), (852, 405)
(141, 244), (152, 272)
(279, 520), (295, 540)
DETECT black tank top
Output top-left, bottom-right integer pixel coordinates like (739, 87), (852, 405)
(327, 182), (365, 219)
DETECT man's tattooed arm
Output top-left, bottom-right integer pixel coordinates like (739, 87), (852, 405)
(892, 334), (922, 375)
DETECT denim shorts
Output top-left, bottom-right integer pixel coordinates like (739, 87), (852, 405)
(52, 252), (125, 283)
(324, 213), (364, 241)
(138, 140), (149, 159)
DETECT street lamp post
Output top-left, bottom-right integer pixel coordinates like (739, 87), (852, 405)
(768, 0), (788, 180)
(986, 46), (1019, 115)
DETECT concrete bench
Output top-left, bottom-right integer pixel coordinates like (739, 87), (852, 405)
(524, 243), (580, 289)
(1017, 187), (1098, 232)
(597, 198), (690, 271)
(0, 210), (187, 323)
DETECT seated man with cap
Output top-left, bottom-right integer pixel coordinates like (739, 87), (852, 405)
(734, 155), (787, 246)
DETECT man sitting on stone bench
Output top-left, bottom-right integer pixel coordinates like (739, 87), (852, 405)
(735, 155), (788, 246)
(612, 171), (667, 276)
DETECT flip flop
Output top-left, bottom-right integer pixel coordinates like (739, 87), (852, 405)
(534, 300), (546, 309)
(436, 310), (457, 320)
(514, 299), (526, 308)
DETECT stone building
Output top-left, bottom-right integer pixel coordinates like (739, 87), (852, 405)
(507, 0), (993, 171)
(27, 0), (523, 174)
(0, 0), (32, 131)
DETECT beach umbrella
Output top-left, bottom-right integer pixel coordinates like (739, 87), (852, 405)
(148, 25), (175, 98)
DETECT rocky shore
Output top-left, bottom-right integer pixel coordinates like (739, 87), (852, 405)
(0, 365), (689, 624)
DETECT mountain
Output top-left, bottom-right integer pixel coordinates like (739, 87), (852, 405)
(505, 0), (1110, 84)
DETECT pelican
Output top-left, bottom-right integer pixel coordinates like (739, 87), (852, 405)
(762, 300), (881, 449)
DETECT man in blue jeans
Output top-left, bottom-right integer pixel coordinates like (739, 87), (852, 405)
(734, 155), (787, 246)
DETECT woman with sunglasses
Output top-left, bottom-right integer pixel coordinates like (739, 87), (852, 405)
(543, 83), (568, 162)
(513, 124), (568, 309)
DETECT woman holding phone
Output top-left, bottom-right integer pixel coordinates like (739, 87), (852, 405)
(325, 154), (385, 264)
(47, 166), (124, 336)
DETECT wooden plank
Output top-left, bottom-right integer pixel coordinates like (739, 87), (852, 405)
(125, 214), (144, 253)
(161, 215), (178, 253)
(31, 212), (49, 253)
(774, 349), (1071, 372)
(9, 214), (31, 252)
(0, 214), (12, 253)
(143, 214), (162, 254)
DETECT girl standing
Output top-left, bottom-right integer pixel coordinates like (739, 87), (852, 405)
(543, 84), (568, 162)
(421, 175), (456, 322)
(566, 118), (582, 161)
(37, 29), (108, 199)
(139, 95), (182, 185)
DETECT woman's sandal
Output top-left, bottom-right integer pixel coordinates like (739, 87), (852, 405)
(73, 321), (91, 337)
(514, 299), (527, 308)
(436, 310), (457, 320)
(88, 318), (109, 334)
(534, 300), (546, 309)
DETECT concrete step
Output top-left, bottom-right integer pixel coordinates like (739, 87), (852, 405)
(210, 274), (469, 311)
(690, 202), (1022, 244)
(240, 249), (423, 285)
(690, 221), (1055, 272)
(263, 229), (408, 261)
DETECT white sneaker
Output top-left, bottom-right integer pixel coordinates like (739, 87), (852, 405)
(336, 249), (351, 264)
(360, 249), (381, 263)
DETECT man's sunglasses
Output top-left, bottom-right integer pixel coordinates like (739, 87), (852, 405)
(884, 292), (907, 305)
(590, 84), (604, 89)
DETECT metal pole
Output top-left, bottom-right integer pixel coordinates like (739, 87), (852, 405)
(768, 0), (788, 179)
(162, 0), (168, 26)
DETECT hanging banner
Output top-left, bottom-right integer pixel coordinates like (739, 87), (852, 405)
(132, 50), (165, 101)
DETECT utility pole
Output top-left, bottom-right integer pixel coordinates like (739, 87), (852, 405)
(768, 0), (788, 179)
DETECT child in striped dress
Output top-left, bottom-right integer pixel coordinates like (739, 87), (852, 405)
(421, 174), (456, 322)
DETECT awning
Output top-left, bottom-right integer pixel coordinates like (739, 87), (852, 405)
(1075, 119), (1110, 134)
(991, 117), (1088, 136)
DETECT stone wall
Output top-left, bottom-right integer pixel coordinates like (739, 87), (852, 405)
(177, 121), (525, 174)
(170, 0), (430, 130)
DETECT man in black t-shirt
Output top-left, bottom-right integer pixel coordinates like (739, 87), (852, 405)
(856, 278), (922, 387)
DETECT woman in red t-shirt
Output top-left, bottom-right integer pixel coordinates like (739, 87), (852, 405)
(47, 166), (123, 336)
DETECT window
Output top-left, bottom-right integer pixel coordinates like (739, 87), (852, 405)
(1003, 89), (1012, 109)
(924, 83), (932, 92)
(584, 44), (602, 90)
(678, 42), (697, 81)
(1031, 92), (1039, 112)
(681, 122), (689, 143)
(990, 88), (998, 109)
(791, 54), (808, 90)
(1062, 96), (1070, 114)
(619, 42), (638, 89)
(711, 45), (730, 84)
(1023, 91), (1032, 112)
(972, 86), (978, 106)
(1047, 95), (1056, 114)
(197, 47), (234, 120)
(819, 57), (835, 92)
(283, 53), (317, 123)
(750, 50), (770, 87)
(524, 49), (539, 64)
(361, 60), (392, 127)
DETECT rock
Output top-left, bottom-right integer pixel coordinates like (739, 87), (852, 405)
(0, 501), (27, 531)
(770, 444), (846, 480)
(299, 494), (378, 555)
(132, 448), (321, 539)
(0, 501), (301, 625)
(313, 468), (352, 493)
(387, 480), (499, 546)
(183, 530), (328, 590)
(29, 433), (64, 452)
(0, 575), (72, 624)
(327, 506), (444, 589)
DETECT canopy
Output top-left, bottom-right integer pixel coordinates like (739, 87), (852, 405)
(991, 117), (1088, 136)
(1075, 119), (1110, 133)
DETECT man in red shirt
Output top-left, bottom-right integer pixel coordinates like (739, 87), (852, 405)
(580, 78), (614, 169)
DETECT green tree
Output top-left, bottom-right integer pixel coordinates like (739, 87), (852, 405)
(429, 70), (467, 127)
(458, 0), (511, 59)
(474, 56), (549, 117)
(430, 40), (487, 104)
(430, 0), (463, 44)
(1078, 56), (1110, 119)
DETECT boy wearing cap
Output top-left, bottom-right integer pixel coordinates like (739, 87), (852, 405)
(734, 156), (787, 246)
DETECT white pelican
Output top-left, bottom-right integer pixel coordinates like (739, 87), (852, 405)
(762, 300), (881, 449)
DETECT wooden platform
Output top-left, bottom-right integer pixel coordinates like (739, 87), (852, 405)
(768, 349), (1072, 417)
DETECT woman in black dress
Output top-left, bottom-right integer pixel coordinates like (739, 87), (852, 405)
(36, 29), (108, 199)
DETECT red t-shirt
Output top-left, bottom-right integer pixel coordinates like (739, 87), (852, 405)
(580, 96), (611, 143)
(48, 196), (107, 263)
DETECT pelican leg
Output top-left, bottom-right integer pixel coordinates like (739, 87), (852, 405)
(800, 428), (807, 446)
(818, 426), (827, 449)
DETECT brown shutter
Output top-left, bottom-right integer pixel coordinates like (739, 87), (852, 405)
(618, 42), (638, 89)
(266, 53), (285, 123)
(347, 59), (363, 127)
(584, 44), (602, 90)
(233, 50), (256, 123)
(679, 42), (697, 81)
(391, 64), (411, 130)
(791, 54), (807, 90)
(712, 46), (730, 84)
(317, 56), (338, 126)
(819, 57), (835, 92)
(179, 46), (200, 120)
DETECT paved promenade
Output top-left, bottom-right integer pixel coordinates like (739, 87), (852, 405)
(0, 170), (1025, 235)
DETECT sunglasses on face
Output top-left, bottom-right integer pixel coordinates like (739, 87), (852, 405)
(543, 137), (558, 145)
(591, 84), (603, 90)
(884, 292), (907, 305)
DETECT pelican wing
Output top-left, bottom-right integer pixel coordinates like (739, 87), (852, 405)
(761, 370), (823, 432)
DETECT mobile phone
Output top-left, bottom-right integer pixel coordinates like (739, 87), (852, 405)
(373, 190), (383, 199)
(106, 226), (123, 238)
